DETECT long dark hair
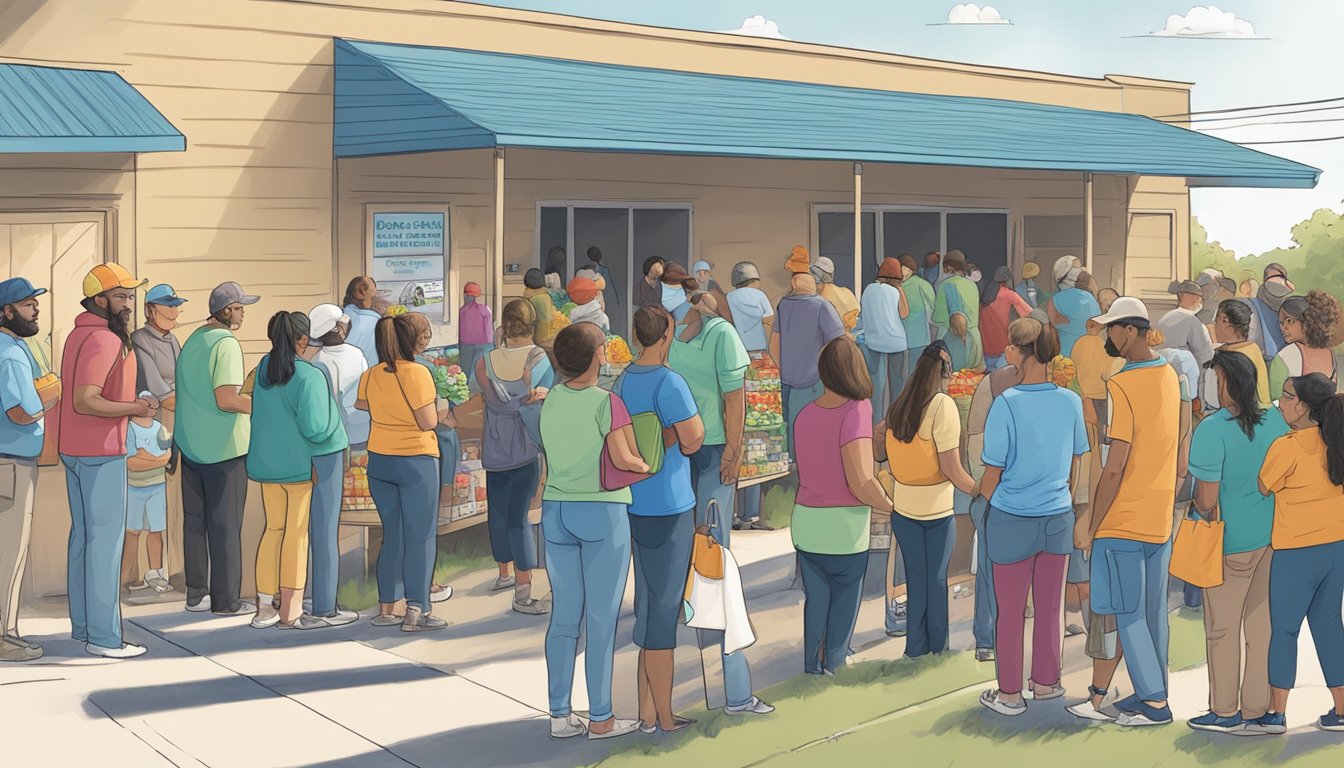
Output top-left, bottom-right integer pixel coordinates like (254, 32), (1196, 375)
(262, 311), (310, 387)
(1209, 349), (1263, 439)
(818, 336), (873, 402)
(341, 276), (368, 309)
(374, 315), (417, 373)
(886, 341), (950, 443)
(1218, 299), (1252, 340)
(1288, 373), (1344, 486)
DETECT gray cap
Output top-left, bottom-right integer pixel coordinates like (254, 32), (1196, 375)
(1167, 279), (1201, 296)
(731, 261), (760, 287)
(208, 281), (261, 314)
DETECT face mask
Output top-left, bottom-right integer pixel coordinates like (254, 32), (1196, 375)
(970, 270), (982, 283)
(1104, 336), (1123, 358)
(661, 283), (685, 312)
(1191, 302), (1204, 316)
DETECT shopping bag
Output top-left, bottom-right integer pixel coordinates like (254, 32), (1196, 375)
(1169, 509), (1224, 588)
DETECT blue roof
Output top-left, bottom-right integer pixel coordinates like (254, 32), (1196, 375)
(0, 64), (184, 153)
(334, 39), (1318, 189)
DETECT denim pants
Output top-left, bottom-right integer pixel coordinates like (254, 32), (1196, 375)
(689, 443), (756, 708)
(864, 347), (909, 420)
(436, 427), (461, 486)
(889, 513), (956, 657)
(798, 550), (867, 674)
(309, 451), (344, 616)
(459, 344), (492, 394)
(62, 454), (128, 648)
(736, 484), (762, 525)
(1268, 540), (1344, 689)
(969, 496), (996, 651)
(783, 381), (824, 459)
(368, 453), (439, 611)
(1091, 537), (1172, 700)
(486, 460), (540, 571)
(542, 500), (631, 721)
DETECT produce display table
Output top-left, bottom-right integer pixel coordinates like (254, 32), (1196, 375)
(739, 353), (790, 488)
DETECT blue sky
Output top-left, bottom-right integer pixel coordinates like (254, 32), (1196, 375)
(468, 0), (1343, 256)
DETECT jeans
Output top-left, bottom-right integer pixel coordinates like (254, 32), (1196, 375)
(1091, 537), (1172, 700)
(61, 454), (128, 648)
(783, 381), (824, 459)
(736, 484), (762, 525)
(1268, 540), (1344, 689)
(368, 453), (439, 611)
(459, 344), (492, 394)
(969, 496), (995, 650)
(486, 460), (540, 571)
(436, 427), (460, 487)
(542, 500), (631, 721)
(864, 347), (909, 421)
(309, 451), (344, 616)
(689, 443), (756, 708)
(181, 455), (248, 611)
(798, 550), (867, 674)
(889, 513), (956, 657)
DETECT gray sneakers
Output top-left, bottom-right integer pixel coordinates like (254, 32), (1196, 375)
(402, 606), (447, 632)
(0, 635), (43, 662)
(491, 575), (516, 591)
(370, 613), (403, 627)
(723, 697), (774, 716)
(550, 715), (586, 739)
(307, 608), (359, 628)
(278, 614), (330, 631)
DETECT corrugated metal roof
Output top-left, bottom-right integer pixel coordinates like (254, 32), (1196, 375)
(334, 39), (1318, 189)
(0, 64), (184, 153)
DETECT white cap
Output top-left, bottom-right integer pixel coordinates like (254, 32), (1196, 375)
(1091, 296), (1150, 326)
(308, 303), (350, 340)
(1053, 255), (1081, 283)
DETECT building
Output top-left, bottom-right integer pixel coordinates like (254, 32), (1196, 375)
(0, 0), (1318, 598)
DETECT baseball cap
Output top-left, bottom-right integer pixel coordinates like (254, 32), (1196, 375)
(811, 256), (836, 276)
(144, 283), (187, 307)
(0, 277), (47, 307)
(692, 260), (713, 274)
(463, 282), (482, 297)
(208, 282), (260, 315)
(1167, 280), (1201, 296)
(1091, 296), (1151, 327)
(567, 277), (599, 305)
(1052, 255), (1080, 283)
(82, 263), (146, 299)
(308, 303), (349, 340)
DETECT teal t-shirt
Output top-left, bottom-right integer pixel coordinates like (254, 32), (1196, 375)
(1188, 407), (1290, 554)
(901, 275), (936, 348)
(540, 383), (633, 504)
(246, 357), (348, 483)
(668, 316), (750, 446)
(175, 326), (250, 464)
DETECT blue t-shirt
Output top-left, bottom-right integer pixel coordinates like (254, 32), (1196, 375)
(615, 364), (698, 517)
(1189, 407), (1288, 555)
(0, 333), (44, 458)
(982, 383), (1089, 517)
(1051, 287), (1101, 358)
(344, 304), (382, 367)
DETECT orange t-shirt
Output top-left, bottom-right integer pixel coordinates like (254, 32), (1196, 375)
(1095, 358), (1181, 544)
(1259, 427), (1344, 550)
(358, 362), (440, 458)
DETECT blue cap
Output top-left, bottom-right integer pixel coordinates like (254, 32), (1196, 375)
(0, 277), (48, 307)
(692, 260), (713, 274)
(145, 283), (187, 307)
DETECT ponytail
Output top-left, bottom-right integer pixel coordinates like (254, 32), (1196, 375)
(263, 311), (310, 387)
(1007, 317), (1059, 365)
(1289, 373), (1344, 486)
(374, 315), (418, 373)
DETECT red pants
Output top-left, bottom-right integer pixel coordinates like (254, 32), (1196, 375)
(993, 552), (1068, 694)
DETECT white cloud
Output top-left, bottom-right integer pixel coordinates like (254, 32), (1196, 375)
(1149, 5), (1262, 38)
(721, 15), (789, 40)
(946, 4), (1011, 25)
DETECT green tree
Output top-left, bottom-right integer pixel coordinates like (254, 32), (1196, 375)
(1190, 216), (1241, 278)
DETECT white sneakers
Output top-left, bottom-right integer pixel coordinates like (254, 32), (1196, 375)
(185, 595), (212, 612)
(86, 642), (147, 659)
(550, 715), (587, 739)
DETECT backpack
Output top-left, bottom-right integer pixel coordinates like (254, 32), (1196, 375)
(480, 347), (548, 453)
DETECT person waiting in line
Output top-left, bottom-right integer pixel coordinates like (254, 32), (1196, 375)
(920, 250), (942, 286)
(897, 254), (937, 363)
(403, 312), (457, 606)
(586, 247), (620, 309)
(357, 315), (452, 632)
(341, 275), (383, 367)
(122, 391), (171, 594)
(726, 261), (775, 532)
(616, 306), (705, 734)
(1184, 351), (1287, 733)
(475, 299), (553, 615)
(544, 246), (568, 282)
(931, 250), (981, 357)
(1207, 299), (1271, 410)
(1270, 290), (1342, 400)
(811, 257), (859, 335)
(635, 256), (666, 311)
(771, 270), (845, 459)
(1097, 287), (1119, 315)
(1015, 262), (1042, 309)
(1046, 256), (1101, 358)
(539, 323), (646, 741)
(458, 282), (494, 394)
(692, 261), (734, 327)
(876, 341), (978, 658)
(856, 257), (910, 417)
(544, 271), (569, 311)
(657, 262), (695, 322)
(978, 318), (1088, 716)
(248, 312), (347, 630)
(131, 283), (185, 427)
(979, 267), (1033, 372)
(1252, 373), (1344, 735)
(792, 336), (894, 676)
(1156, 279), (1215, 381)
(566, 276), (609, 334)
(522, 268), (564, 351)
(945, 311), (984, 372)
(1249, 264), (1294, 363)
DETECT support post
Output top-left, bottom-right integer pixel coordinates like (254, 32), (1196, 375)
(492, 148), (506, 317)
(853, 162), (863, 291)
(1084, 171), (1094, 272)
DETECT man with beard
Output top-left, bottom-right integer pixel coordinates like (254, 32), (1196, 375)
(0, 278), (61, 662)
(175, 281), (259, 615)
(61, 264), (156, 658)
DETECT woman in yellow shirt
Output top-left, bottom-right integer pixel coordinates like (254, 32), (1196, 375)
(1253, 373), (1344, 734)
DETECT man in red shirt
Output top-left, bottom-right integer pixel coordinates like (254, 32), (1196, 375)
(59, 263), (156, 659)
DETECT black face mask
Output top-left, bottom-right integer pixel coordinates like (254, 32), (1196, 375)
(1104, 336), (1123, 358)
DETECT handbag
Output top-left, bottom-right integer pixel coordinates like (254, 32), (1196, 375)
(599, 392), (653, 491)
(1169, 506), (1224, 588)
(685, 499), (726, 604)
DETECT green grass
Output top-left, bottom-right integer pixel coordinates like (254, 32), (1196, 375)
(761, 478), (798, 530)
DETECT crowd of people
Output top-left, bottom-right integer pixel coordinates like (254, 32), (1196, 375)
(1, 245), (1343, 742)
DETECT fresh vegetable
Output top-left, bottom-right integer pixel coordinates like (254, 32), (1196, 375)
(605, 335), (633, 364)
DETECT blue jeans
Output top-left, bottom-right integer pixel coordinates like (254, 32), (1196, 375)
(736, 484), (762, 525)
(864, 347), (909, 421)
(436, 427), (460, 486)
(689, 444), (756, 708)
(542, 500), (631, 721)
(889, 513), (956, 657)
(62, 454), (128, 648)
(459, 344), (492, 394)
(1268, 540), (1344, 689)
(1091, 537), (1172, 700)
(798, 550), (867, 674)
(486, 460), (539, 571)
(969, 496), (996, 651)
(368, 453), (439, 611)
(309, 451), (344, 616)
(783, 381), (824, 459)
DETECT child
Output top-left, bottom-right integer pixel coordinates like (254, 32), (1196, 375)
(124, 390), (172, 593)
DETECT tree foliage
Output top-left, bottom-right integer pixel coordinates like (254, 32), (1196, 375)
(1191, 208), (1344, 296)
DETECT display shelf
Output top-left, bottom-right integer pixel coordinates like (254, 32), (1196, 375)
(736, 468), (791, 490)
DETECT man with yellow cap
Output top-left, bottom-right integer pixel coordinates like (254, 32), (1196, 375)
(60, 263), (156, 658)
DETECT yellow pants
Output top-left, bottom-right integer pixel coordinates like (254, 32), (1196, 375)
(256, 481), (313, 594)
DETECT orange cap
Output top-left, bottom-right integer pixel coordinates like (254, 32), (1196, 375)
(82, 263), (147, 298)
(567, 277), (599, 305)
(463, 281), (483, 297)
(786, 245), (810, 275)
(878, 257), (903, 279)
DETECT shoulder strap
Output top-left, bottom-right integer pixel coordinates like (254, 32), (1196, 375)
(524, 346), (546, 385)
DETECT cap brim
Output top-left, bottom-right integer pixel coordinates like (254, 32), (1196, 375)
(1091, 309), (1149, 326)
(150, 296), (187, 307)
(120, 278), (150, 291)
(25, 287), (49, 300)
(240, 295), (260, 305)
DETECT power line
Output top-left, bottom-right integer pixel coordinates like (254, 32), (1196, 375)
(1200, 115), (1344, 131)
(1162, 103), (1344, 124)
(1156, 95), (1344, 119)
(1235, 134), (1344, 145)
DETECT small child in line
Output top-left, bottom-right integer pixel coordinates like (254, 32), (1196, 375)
(123, 390), (172, 593)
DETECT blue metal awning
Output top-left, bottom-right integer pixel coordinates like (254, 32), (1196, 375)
(0, 64), (184, 153)
(334, 39), (1318, 189)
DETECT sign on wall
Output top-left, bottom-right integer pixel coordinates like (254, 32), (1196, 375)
(370, 211), (448, 318)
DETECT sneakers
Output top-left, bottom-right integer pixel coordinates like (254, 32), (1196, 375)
(402, 606), (447, 632)
(1066, 686), (1117, 722)
(1065, 623), (1085, 637)
(748, 520), (776, 531)
(1188, 712), (1244, 733)
(723, 697), (774, 716)
(1241, 712), (1287, 735)
(185, 595), (212, 612)
(307, 608), (360, 628)
(127, 580), (152, 592)
(278, 614), (330, 631)
(1117, 701), (1173, 727)
(213, 600), (257, 616)
(430, 584), (453, 603)
(250, 608), (281, 629)
(491, 575), (516, 591)
(550, 715), (587, 739)
(587, 718), (640, 741)
(86, 642), (147, 659)
(1316, 709), (1344, 732)
(1114, 694), (1142, 715)
(975, 648), (995, 663)
(513, 597), (551, 615)
(370, 613), (403, 627)
(0, 636), (43, 662)
(980, 689), (1027, 717)
(885, 600), (908, 637)
(145, 569), (172, 593)
(952, 584), (971, 600)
